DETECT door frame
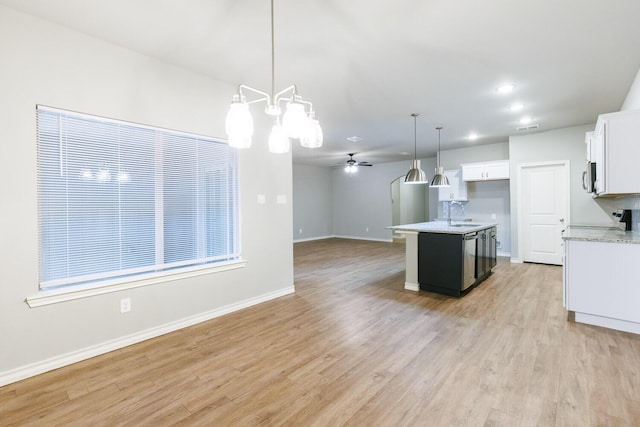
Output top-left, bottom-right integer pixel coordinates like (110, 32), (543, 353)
(516, 160), (571, 264)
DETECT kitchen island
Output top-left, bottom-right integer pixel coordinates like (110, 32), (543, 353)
(563, 225), (640, 334)
(389, 221), (498, 296)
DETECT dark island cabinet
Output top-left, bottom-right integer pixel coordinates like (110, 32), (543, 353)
(476, 227), (497, 284)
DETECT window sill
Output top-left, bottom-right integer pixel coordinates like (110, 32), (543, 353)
(26, 259), (247, 308)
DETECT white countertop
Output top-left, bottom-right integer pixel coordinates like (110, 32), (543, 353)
(562, 225), (640, 244)
(388, 221), (497, 235)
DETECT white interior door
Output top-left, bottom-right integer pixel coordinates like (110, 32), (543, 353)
(520, 162), (568, 265)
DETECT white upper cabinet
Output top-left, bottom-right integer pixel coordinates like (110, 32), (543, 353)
(461, 160), (510, 181)
(585, 131), (594, 161)
(438, 169), (468, 201)
(593, 109), (640, 197)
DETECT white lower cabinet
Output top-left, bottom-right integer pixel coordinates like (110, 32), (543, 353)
(563, 239), (640, 334)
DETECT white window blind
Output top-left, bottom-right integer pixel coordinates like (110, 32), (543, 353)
(37, 105), (239, 291)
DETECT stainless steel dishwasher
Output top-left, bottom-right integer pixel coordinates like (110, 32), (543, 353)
(463, 232), (478, 291)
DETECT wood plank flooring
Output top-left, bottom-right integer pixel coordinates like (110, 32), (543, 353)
(2, 238), (640, 426)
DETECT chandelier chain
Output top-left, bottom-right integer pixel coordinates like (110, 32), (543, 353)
(271, 0), (275, 100)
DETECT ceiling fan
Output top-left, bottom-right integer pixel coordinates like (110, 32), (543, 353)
(344, 153), (372, 173)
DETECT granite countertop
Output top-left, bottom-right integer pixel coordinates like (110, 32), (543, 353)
(562, 225), (640, 244)
(388, 221), (497, 235)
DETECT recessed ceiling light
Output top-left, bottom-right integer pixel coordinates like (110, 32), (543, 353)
(509, 103), (524, 112)
(519, 116), (532, 124)
(497, 83), (515, 94)
(468, 133), (479, 141)
(346, 136), (363, 142)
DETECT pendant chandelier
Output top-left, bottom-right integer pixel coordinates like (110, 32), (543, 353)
(404, 113), (428, 184)
(225, 0), (322, 152)
(430, 126), (450, 187)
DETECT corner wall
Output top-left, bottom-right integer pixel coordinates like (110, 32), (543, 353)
(508, 124), (616, 261)
(0, 6), (293, 384)
(621, 68), (640, 111)
(331, 158), (437, 241)
(292, 164), (333, 241)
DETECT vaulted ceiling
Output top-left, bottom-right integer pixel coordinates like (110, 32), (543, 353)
(2, 0), (639, 167)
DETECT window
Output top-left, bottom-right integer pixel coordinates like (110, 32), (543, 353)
(37, 105), (240, 291)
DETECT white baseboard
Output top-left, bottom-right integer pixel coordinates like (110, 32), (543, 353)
(510, 257), (523, 263)
(0, 286), (295, 387)
(497, 251), (510, 258)
(575, 312), (640, 335)
(404, 282), (420, 291)
(294, 235), (394, 244)
(333, 234), (393, 243)
(293, 235), (334, 243)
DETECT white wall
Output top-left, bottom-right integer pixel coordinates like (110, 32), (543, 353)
(292, 164), (333, 241)
(508, 124), (616, 261)
(295, 143), (511, 248)
(440, 142), (510, 170)
(621, 68), (640, 111)
(331, 158), (437, 241)
(0, 6), (294, 384)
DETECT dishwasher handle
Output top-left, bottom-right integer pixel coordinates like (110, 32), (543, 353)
(464, 233), (478, 240)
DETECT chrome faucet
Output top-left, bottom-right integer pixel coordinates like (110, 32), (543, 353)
(447, 200), (464, 225)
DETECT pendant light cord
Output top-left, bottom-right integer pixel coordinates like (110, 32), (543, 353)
(411, 113), (419, 159)
(436, 126), (443, 168)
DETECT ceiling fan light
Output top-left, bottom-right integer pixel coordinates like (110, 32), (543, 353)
(430, 166), (450, 187)
(268, 121), (290, 153)
(282, 101), (309, 139)
(226, 101), (254, 148)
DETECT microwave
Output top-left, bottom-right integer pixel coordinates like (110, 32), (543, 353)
(582, 161), (596, 193)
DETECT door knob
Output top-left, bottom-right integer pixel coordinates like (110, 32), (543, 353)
(559, 218), (565, 222)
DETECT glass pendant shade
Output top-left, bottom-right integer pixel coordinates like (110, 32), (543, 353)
(430, 166), (450, 187)
(405, 159), (427, 184)
(282, 102), (309, 139)
(268, 121), (290, 153)
(300, 118), (323, 148)
(226, 101), (254, 148)
(345, 165), (357, 173)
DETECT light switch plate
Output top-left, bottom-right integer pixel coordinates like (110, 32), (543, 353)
(257, 194), (266, 204)
(276, 195), (287, 204)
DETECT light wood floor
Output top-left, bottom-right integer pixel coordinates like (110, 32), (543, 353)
(2, 238), (640, 426)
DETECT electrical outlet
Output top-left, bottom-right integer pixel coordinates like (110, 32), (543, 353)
(491, 213), (497, 219)
(366, 227), (369, 232)
(496, 240), (502, 249)
(298, 228), (303, 234)
(120, 298), (131, 313)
